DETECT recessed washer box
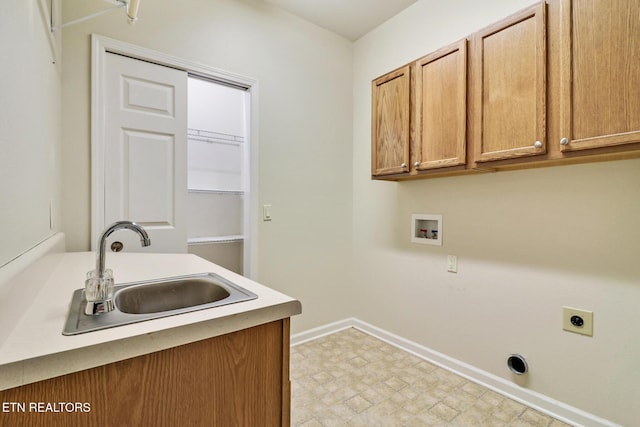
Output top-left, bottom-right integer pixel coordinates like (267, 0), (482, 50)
(411, 214), (442, 246)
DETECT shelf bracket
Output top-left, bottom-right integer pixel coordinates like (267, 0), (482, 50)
(52, 0), (138, 32)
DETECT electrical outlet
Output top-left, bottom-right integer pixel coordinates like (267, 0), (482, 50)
(562, 306), (593, 336)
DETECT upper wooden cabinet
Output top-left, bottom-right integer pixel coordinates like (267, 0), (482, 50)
(371, 65), (411, 176)
(414, 39), (468, 170)
(472, 2), (547, 163)
(558, 0), (640, 152)
(371, 0), (640, 181)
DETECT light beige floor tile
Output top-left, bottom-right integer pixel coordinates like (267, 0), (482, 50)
(519, 408), (555, 426)
(461, 381), (487, 398)
(345, 394), (374, 414)
(290, 328), (572, 427)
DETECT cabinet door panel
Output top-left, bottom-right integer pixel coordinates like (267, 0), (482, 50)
(473, 2), (546, 162)
(415, 39), (467, 170)
(372, 66), (411, 176)
(559, 0), (640, 151)
(0, 321), (289, 427)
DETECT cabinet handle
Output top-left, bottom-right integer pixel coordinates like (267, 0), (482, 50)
(414, 162), (420, 168)
(534, 141), (543, 149)
(560, 137), (569, 146)
(401, 163), (407, 168)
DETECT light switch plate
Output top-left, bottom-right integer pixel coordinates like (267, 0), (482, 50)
(562, 306), (593, 337)
(447, 255), (457, 273)
(263, 205), (272, 221)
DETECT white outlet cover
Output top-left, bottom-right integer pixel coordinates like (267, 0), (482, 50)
(263, 205), (272, 221)
(447, 255), (457, 273)
(562, 306), (593, 337)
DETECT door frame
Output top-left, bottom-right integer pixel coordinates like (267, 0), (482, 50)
(91, 34), (258, 277)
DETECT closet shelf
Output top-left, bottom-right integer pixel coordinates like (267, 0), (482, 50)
(188, 128), (244, 146)
(188, 235), (244, 244)
(188, 188), (244, 195)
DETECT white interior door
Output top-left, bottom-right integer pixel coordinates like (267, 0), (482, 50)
(102, 52), (188, 253)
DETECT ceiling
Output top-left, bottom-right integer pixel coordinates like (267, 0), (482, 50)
(263, 0), (418, 41)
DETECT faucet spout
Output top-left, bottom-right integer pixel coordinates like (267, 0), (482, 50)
(85, 221), (151, 315)
(96, 221), (151, 278)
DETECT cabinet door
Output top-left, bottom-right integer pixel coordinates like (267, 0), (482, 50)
(371, 65), (411, 176)
(414, 39), (467, 170)
(472, 2), (547, 162)
(0, 320), (290, 427)
(559, 0), (640, 152)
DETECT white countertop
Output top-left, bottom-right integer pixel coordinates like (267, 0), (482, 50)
(0, 243), (301, 391)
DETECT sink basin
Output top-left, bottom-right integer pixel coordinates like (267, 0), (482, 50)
(116, 277), (232, 314)
(63, 273), (258, 335)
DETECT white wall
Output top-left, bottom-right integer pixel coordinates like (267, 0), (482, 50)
(352, 1), (640, 425)
(188, 78), (246, 137)
(0, 1), (62, 269)
(60, 0), (354, 331)
(187, 79), (245, 191)
(56, 0), (640, 423)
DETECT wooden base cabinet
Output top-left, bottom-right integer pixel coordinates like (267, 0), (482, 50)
(0, 320), (292, 427)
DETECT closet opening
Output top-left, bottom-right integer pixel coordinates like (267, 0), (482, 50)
(186, 76), (249, 275)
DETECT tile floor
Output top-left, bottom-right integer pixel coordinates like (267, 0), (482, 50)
(290, 328), (572, 427)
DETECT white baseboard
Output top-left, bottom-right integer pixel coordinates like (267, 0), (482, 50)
(291, 318), (619, 427)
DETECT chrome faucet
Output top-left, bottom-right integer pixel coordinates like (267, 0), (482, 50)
(95, 221), (151, 278)
(84, 221), (151, 315)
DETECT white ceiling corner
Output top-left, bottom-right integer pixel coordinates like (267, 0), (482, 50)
(263, 0), (418, 41)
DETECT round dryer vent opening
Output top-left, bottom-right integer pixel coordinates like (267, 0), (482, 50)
(507, 354), (528, 375)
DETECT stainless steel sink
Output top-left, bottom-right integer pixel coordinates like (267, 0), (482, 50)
(115, 276), (233, 314)
(63, 273), (258, 335)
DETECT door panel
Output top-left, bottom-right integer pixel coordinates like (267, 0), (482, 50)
(103, 52), (188, 253)
(123, 130), (175, 224)
(123, 76), (176, 117)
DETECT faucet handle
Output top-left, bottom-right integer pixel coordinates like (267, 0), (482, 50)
(84, 299), (115, 315)
(84, 268), (115, 315)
